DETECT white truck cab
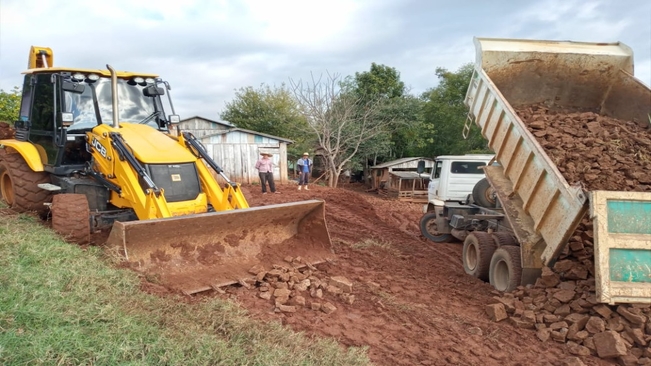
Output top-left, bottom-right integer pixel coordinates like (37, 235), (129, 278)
(426, 154), (494, 207)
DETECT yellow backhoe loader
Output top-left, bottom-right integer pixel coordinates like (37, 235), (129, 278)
(0, 47), (333, 294)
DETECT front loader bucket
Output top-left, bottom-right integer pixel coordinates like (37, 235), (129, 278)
(106, 200), (333, 295)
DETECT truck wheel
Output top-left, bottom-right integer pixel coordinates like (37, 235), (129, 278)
(472, 178), (496, 208)
(491, 232), (518, 247)
(0, 150), (52, 216)
(419, 212), (453, 243)
(489, 245), (522, 292)
(463, 232), (497, 281)
(51, 194), (90, 245)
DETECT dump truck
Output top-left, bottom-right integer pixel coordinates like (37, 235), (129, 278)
(420, 37), (651, 304)
(0, 46), (333, 295)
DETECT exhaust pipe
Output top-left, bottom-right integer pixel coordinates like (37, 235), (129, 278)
(106, 64), (119, 128)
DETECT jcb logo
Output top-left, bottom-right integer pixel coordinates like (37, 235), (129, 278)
(91, 137), (108, 158)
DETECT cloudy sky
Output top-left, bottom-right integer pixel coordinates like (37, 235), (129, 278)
(1, 0), (649, 121)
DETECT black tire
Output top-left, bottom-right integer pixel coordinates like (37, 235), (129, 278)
(0, 149), (52, 216)
(419, 212), (454, 243)
(463, 232), (497, 281)
(489, 245), (522, 292)
(472, 178), (496, 208)
(491, 232), (518, 247)
(51, 194), (91, 245)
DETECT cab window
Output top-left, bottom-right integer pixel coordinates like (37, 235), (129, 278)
(451, 162), (486, 174)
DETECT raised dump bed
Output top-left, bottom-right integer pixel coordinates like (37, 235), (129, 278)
(464, 37), (651, 301)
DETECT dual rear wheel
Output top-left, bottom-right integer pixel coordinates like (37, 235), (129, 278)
(462, 232), (522, 292)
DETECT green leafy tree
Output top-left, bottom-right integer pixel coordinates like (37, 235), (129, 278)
(220, 84), (310, 159)
(0, 86), (21, 123)
(354, 63), (405, 100)
(422, 64), (488, 157)
(350, 64), (425, 167)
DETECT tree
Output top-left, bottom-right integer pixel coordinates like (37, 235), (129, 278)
(421, 64), (488, 157)
(354, 63), (405, 100)
(220, 84), (310, 157)
(290, 72), (401, 187)
(350, 64), (425, 166)
(0, 87), (21, 123)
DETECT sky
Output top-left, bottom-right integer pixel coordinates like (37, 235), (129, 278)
(1, 0), (649, 121)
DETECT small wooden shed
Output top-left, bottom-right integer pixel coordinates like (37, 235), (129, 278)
(175, 116), (293, 184)
(370, 157), (434, 202)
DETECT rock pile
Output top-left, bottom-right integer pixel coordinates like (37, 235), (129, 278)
(247, 256), (354, 315)
(517, 104), (651, 192)
(484, 105), (651, 365)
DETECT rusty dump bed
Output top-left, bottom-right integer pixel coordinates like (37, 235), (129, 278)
(107, 200), (333, 295)
(464, 37), (651, 284)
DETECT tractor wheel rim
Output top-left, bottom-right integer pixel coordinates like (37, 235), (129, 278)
(0, 172), (14, 205)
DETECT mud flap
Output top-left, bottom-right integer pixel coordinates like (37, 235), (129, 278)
(107, 199), (333, 295)
(592, 191), (651, 304)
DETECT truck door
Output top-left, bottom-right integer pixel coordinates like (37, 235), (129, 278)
(428, 160), (443, 202)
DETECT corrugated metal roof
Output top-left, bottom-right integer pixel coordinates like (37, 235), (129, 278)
(182, 116), (294, 143)
(371, 157), (434, 169)
(390, 171), (430, 179)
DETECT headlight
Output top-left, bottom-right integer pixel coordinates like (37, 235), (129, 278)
(133, 77), (144, 84)
(87, 74), (100, 81)
(72, 73), (85, 81)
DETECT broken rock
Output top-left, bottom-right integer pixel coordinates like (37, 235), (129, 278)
(321, 302), (337, 314)
(585, 316), (606, 334)
(485, 303), (508, 322)
(593, 330), (628, 358)
(329, 276), (353, 293)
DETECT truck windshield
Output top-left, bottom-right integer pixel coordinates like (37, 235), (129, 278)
(63, 77), (166, 132)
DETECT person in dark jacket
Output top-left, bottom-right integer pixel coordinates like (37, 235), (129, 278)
(296, 152), (313, 190)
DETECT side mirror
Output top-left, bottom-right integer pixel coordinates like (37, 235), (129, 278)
(62, 81), (85, 94)
(417, 160), (425, 174)
(168, 115), (180, 124)
(144, 85), (165, 97)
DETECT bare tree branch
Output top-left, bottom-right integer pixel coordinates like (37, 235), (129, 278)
(289, 72), (398, 187)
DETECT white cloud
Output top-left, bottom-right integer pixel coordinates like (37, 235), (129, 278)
(1, 0), (649, 119)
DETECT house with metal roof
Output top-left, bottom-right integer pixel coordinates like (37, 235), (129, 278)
(175, 116), (293, 184)
(370, 157), (435, 202)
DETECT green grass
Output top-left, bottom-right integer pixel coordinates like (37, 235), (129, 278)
(0, 210), (371, 366)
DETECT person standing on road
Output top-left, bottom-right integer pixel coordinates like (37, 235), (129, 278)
(255, 152), (279, 194)
(297, 152), (313, 190)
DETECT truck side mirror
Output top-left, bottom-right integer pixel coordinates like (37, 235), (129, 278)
(417, 160), (425, 174)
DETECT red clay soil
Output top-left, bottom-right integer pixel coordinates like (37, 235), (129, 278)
(143, 182), (607, 366)
(0, 122), (15, 139)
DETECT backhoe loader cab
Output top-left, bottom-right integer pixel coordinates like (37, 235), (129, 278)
(0, 47), (333, 295)
(15, 69), (176, 172)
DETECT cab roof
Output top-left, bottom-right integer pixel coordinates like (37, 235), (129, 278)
(23, 67), (158, 79)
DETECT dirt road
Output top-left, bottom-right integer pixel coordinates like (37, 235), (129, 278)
(158, 182), (606, 366)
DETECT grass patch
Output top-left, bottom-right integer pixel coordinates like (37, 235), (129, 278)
(351, 238), (392, 251)
(0, 211), (370, 365)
